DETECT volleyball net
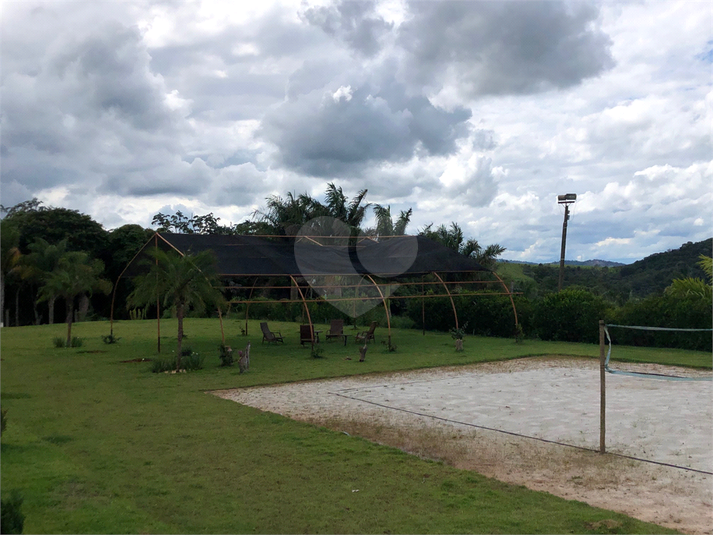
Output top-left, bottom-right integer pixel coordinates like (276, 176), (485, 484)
(603, 323), (712, 381)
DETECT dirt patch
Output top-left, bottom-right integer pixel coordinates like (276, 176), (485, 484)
(214, 357), (712, 534)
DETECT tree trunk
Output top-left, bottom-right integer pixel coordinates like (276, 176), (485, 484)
(176, 303), (184, 370)
(65, 300), (74, 348)
(78, 294), (89, 322)
(15, 286), (21, 327)
(48, 295), (56, 325)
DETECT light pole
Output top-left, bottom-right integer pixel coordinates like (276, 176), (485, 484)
(557, 193), (576, 292)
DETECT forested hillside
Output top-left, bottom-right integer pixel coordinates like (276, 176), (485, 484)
(500, 238), (712, 303)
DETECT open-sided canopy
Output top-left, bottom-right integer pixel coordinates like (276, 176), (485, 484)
(142, 233), (489, 277)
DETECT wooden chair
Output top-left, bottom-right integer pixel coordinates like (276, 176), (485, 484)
(325, 319), (344, 342)
(260, 322), (284, 344)
(355, 321), (378, 344)
(300, 324), (315, 346)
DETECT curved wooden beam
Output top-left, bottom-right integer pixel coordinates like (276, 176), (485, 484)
(109, 232), (160, 337)
(491, 271), (519, 331)
(431, 271), (458, 330)
(365, 274), (391, 345)
(290, 275), (314, 344)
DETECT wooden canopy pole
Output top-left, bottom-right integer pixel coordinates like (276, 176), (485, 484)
(244, 277), (258, 336)
(431, 271), (458, 330)
(109, 233), (159, 338)
(365, 274), (391, 347)
(290, 275), (314, 345)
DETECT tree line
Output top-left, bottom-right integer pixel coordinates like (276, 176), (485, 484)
(0, 183), (505, 329)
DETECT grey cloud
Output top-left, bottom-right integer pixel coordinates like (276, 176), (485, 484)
(397, 1), (614, 97)
(261, 77), (471, 176)
(302, 1), (392, 57)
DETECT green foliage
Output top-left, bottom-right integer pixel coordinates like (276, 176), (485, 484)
(611, 294), (712, 351)
(1, 490), (25, 534)
(150, 352), (204, 373)
(449, 321), (469, 340)
(3, 202), (106, 257)
(1, 407), (7, 434)
(128, 248), (224, 368)
(534, 289), (611, 343)
(70, 337), (83, 348)
(52, 336), (65, 348)
(218, 344), (234, 367)
(102, 334), (121, 344)
(129, 308), (147, 320)
(310, 345), (325, 359)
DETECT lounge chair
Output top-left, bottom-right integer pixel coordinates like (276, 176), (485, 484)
(300, 324), (316, 346)
(325, 319), (344, 342)
(355, 321), (378, 344)
(260, 322), (284, 344)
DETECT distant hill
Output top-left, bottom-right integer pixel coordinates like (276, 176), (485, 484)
(497, 238), (712, 302)
(500, 259), (625, 267)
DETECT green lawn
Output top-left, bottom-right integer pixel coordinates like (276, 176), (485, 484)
(3, 317), (703, 533)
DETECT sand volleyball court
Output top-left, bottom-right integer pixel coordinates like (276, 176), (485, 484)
(214, 357), (712, 534)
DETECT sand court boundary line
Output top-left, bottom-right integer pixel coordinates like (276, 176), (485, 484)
(329, 389), (713, 475)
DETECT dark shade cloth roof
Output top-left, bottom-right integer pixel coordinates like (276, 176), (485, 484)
(128, 232), (488, 278)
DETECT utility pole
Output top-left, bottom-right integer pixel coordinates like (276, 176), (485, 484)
(557, 193), (577, 292)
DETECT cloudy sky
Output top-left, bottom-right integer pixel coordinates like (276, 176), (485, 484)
(1, 0), (711, 263)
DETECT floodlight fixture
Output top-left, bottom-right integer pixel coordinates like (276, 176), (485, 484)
(558, 193), (577, 204)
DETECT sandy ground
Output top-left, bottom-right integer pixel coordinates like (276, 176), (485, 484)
(214, 357), (713, 534)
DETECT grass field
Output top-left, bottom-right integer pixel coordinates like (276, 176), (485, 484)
(3, 317), (707, 533)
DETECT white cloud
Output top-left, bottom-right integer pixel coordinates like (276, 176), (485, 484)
(1, 0), (710, 264)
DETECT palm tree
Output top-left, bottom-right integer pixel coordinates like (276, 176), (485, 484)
(23, 238), (68, 324)
(1, 221), (21, 326)
(254, 192), (322, 236)
(371, 205), (412, 237)
(127, 248), (224, 369)
(665, 255), (713, 301)
(323, 183), (370, 234)
(419, 222), (505, 270)
(37, 251), (112, 346)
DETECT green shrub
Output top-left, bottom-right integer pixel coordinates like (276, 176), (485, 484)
(52, 337), (65, 348)
(534, 289), (611, 343)
(101, 334), (121, 344)
(70, 337), (83, 348)
(611, 294), (712, 351)
(150, 352), (204, 373)
(1, 490), (25, 534)
(218, 344), (234, 367)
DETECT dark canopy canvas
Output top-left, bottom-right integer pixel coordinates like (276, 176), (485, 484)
(140, 233), (489, 278)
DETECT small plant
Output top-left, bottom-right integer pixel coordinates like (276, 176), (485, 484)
(381, 340), (397, 352)
(52, 337), (65, 348)
(310, 345), (324, 359)
(1, 489), (25, 534)
(219, 344), (234, 367)
(70, 337), (83, 348)
(102, 333), (121, 344)
(182, 352), (204, 371)
(449, 322), (469, 340)
(151, 352), (204, 373)
(180, 346), (193, 357)
(150, 357), (176, 373)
